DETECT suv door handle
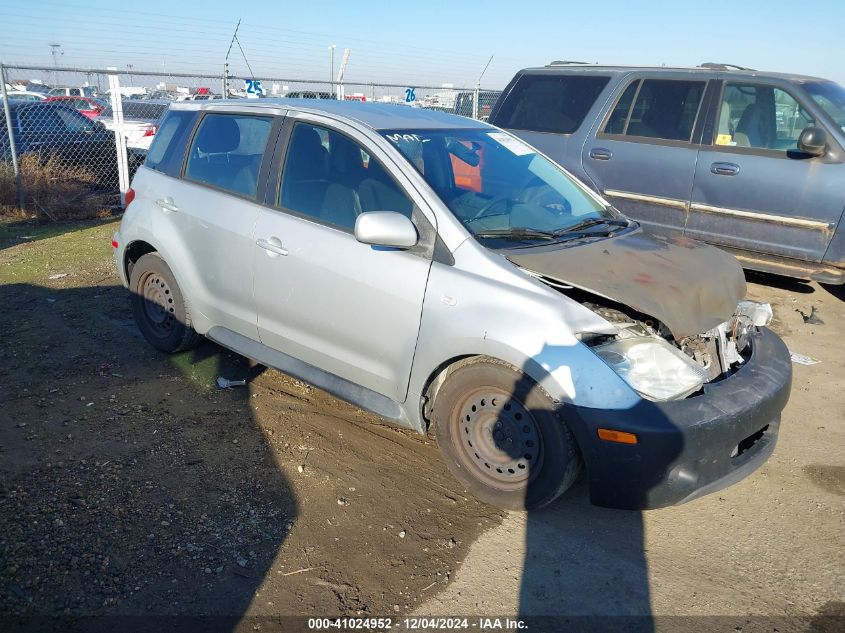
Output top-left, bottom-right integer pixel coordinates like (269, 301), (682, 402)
(711, 162), (740, 176)
(589, 148), (612, 161)
(256, 237), (289, 257)
(155, 197), (179, 212)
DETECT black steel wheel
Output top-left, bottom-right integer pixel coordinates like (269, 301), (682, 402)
(433, 358), (581, 510)
(129, 253), (202, 353)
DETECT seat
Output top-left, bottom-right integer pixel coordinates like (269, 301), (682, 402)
(318, 135), (365, 228)
(188, 116), (241, 186)
(735, 104), (767, 148)
(281, 127), (330, 213)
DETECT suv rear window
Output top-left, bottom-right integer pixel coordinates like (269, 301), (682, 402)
(492, 74), (610, 134)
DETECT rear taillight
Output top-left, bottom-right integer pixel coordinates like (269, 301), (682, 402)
(142, 125), (157, 137)
(125, 187), (136, 207)
(111, 240), (119, 249)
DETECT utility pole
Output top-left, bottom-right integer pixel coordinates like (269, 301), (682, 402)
(126, 64), (134, 86)
(329, 44), (336, 98)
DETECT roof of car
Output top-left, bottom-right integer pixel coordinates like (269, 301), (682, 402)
(519, 64), (831, 83)
(170, 98), (493, 131)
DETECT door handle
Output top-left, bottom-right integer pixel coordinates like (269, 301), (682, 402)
(155, 197), (179, 212)
(589, 148), (612, 161)
(711, 162), (740, 176)
(256, 237), (289, 257)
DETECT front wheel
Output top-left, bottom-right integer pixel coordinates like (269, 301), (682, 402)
(129, 252), (203, 353)
(433, 359), (581, 510)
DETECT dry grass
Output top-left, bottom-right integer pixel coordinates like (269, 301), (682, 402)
(0, 153), (116, 221)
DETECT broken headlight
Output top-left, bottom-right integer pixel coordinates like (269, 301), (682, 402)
(593, 337), (710, 401)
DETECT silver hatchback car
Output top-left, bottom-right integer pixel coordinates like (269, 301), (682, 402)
(113, 100), (792, 511)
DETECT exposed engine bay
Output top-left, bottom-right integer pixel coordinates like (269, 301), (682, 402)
(527, 272), (773, 401)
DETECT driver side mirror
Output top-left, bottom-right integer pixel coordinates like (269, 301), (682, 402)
(354, 211), (418, 249)
(797, 126), (827, 157)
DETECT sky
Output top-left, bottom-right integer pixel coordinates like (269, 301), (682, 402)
(1, 0), (844, 89)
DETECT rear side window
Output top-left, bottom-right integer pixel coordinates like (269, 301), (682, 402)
(603, 79), (705, 142)
(184, 114), (273, 197)
(145, 110), (198, 177)
(492, 74), (610, 134)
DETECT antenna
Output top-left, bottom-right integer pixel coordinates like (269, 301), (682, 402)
(223, 19), (242, 97)
(477, 55), (493, 88)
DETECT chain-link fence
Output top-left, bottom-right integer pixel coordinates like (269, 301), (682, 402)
(1, 64), (500, 219)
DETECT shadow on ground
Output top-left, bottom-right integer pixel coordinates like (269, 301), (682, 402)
(0, 282), (296, 626)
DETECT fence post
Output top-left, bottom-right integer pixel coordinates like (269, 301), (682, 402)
(107, 68), (130, 208)
(472, 86), (480, 119)
(1, 63), (25, 211)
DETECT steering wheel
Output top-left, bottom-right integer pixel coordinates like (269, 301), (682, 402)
(467, 195), (513, 223)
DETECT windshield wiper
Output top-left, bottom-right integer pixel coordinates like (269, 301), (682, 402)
(473, 228), (558, 241)
(553, 217), (629, 236)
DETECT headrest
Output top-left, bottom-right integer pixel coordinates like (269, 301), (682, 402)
(196, 116), (240, 153)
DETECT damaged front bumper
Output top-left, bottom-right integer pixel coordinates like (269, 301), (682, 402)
(564, 327), (792, 510)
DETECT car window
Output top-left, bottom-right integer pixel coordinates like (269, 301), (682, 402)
(55, 107), (93, 132)
(604, 81), (639, 135)
(146, 110), (198, 176)
(804, 81), (845, 132)
(184, 114), (273, 197)
(492, 74), (610, 134)
(69, 89), (81, 96)
(604, 79), (705, 142)
(715, 83), (815, 151)
(18, 106), (64, 134)
(386, 128), (611, 246)
(279, 122), (413, 231)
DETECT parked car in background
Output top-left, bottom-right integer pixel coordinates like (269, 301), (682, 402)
(490, 63), (845, 284)
(113, 99), (791, 512)
(0, 101), (118, 177)
(44, 95), (106, 120)
(96, 100), (169, 154)
(47, 86), (99, 98)
(1, 90), (46, 102)
(453, 90), (502, 120)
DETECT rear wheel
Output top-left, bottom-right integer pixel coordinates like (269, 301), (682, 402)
(433, 359), (581, 510)
(129, 253), (202, 353)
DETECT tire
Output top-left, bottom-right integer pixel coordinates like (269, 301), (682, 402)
(433, 358), (581, 511)
(129, 252), (203, 353)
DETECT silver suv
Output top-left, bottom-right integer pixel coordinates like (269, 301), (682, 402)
(113, 100), (792, 511)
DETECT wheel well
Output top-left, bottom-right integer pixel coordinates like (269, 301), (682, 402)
(421, 354), (555, 433)
(124, 241), (157, 281)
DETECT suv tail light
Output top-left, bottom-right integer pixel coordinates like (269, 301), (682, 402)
(125, 187), (136, 208)
(142, 125), (157, 137)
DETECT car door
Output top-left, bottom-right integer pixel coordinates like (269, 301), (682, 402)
(252, 116), (434, 402)
(581, 73), (712, 239)
(151, 110), (278, 339)
(686, 79), (845, 263)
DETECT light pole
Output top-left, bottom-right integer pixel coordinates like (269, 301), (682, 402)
(127, 64), (134, 86)
(328, 44), (336, 98)
(49, 43), (62, 85)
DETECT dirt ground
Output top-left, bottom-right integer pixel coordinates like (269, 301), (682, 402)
(1, 218), (843, 631)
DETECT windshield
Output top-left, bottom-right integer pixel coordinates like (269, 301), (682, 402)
(383, 128), (620, 246)
(804, 82), (845, 132)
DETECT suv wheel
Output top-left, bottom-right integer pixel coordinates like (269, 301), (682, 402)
(433, 359), (581, 510)
(129, 253), (202, 353)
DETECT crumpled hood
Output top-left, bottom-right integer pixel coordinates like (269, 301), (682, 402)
(507, 230), (746, 339)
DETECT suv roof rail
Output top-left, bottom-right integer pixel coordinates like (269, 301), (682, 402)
(547, 60), (591, 66)
(699, 62), (756, 71)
